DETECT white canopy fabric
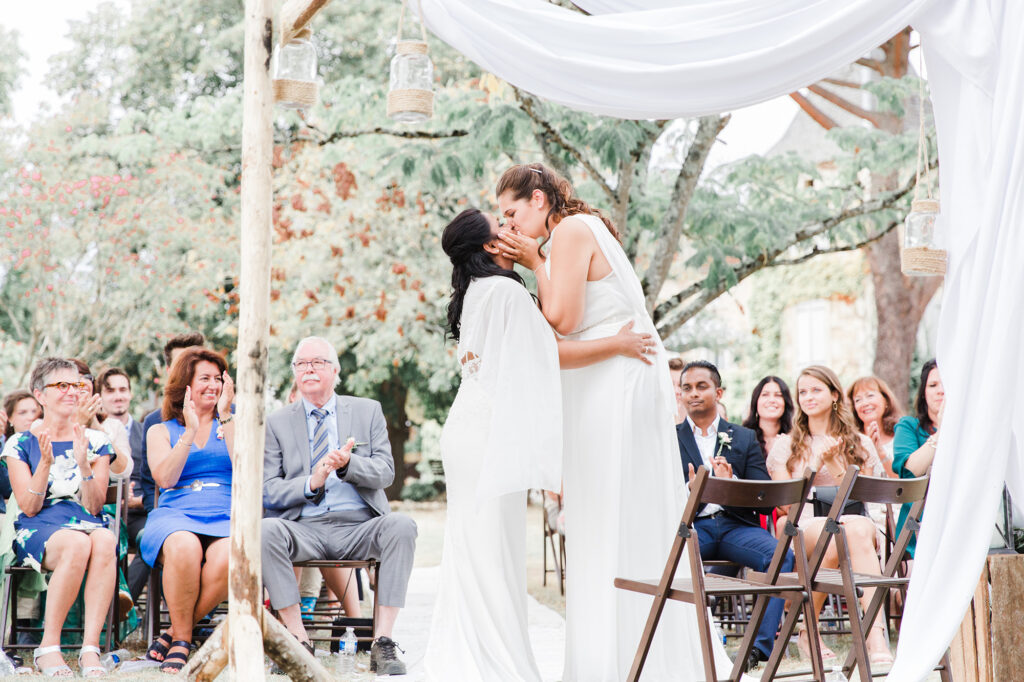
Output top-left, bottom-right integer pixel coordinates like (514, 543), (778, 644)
(418, 1), (1023, 680)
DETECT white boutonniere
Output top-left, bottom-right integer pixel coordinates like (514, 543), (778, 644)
(714, 431), (732, 458)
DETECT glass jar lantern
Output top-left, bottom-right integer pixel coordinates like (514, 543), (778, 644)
(387, 40), (434, 123)
(272, 28), (318, 110)
(901, 198), (947, 276)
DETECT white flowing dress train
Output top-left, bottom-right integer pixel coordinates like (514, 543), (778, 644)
(559, 215), (731, 681)
(424, 276), (562, 682)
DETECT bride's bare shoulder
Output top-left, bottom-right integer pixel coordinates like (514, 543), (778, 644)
(550, 214), (597, 246)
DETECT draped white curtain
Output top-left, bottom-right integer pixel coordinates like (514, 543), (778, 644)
(418, 1), (1022, 680)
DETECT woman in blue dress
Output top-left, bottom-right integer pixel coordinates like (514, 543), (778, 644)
(3, 358), (116, 677)
(141, 347), (234, 672)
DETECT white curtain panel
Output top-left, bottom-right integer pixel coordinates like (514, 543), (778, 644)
(418, 1), (1023, 680)
(417, 0), (930, 118)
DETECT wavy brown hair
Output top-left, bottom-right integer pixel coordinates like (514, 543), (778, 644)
(495, 163), (621, 243)
(787, 365), (869, 475)
(847, 375), (903, 438)
(161, 347), (227, 424)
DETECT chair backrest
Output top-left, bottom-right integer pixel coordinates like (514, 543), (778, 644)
(848, 473), (929, 506)
(698, 471), (814, 510)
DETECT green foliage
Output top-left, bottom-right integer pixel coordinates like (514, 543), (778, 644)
(0, 25), (25, 118)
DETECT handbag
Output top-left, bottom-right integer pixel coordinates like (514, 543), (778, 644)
(811, 485), (865, 518)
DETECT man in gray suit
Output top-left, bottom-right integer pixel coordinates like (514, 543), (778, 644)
(262, 336), (417, 675)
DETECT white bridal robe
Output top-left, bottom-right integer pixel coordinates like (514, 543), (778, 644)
(557, 215), (731, 681)
(424, 276), (562, 682)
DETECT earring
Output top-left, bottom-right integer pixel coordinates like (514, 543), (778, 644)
(832, 401), (839, 412)
(753, 411), (759, 419)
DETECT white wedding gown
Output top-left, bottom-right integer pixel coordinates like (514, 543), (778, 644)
(424, 276), (562, 682)
(559, 215), (732, 681)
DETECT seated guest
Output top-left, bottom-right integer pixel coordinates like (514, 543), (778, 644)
(668, 357), (687, 424)
(1, 391), (43, 514)
(262, 336), (417, 674)
(138, 331), (207, 517)
(848, 376), (904, 477)
(3, 358), (116, 677)
(742, 376), (794, 458)
(68, 359), (132, 482)
(892, 359), (944, 559)
(767, 365), (892, 666)
(742, 376), (795, 531)
(97, 367), (150, 601)
(677, 361), (793, 671)
(142, 348), (235, 672)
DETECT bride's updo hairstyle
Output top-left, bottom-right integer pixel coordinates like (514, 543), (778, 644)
(442, 207), (527, 342)
(495, 163), (621, 243)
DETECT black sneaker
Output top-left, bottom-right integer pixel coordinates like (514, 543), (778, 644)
(370, 636), (407, 675)
(741, 647), (769, 673)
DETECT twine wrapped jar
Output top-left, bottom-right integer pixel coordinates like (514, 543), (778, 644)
(272, 28), (318, 110)
(387, 40), (434, 123)
(902, 199), (947, 276)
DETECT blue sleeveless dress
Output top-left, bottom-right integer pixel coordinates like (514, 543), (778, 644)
(4, 433), (112, 572)
(139, 419), (232, 566)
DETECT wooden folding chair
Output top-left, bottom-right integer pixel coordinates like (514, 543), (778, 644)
(615, 466), (823, 682)
(779, 468), (952, 682)
(542, 499), (565, 595)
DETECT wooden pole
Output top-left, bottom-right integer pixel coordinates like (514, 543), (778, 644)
(190, 1), (334, 678)
(280, 0), (332, 44)
(227, 0), (277, 677)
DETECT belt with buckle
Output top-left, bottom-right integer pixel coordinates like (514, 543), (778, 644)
(168, 481), (223, 492)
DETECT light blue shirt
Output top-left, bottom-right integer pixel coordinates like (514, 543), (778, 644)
(300, 395), (368, 517)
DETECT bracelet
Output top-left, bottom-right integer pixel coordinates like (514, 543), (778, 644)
(220, 414), (234, 425)
(27, 488), (44, 497)
(82, 474), (95, 482)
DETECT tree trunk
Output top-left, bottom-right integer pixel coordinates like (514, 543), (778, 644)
(865, 229), (942, 407)
(381, 378), (410, 500)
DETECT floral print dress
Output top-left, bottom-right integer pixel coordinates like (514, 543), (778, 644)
(2, 432), (111, 572)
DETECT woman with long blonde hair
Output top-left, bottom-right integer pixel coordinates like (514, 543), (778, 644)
(767, 365), (893, 667)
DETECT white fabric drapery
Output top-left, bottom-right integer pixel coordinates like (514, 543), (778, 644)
(418, 1), (1023, 680)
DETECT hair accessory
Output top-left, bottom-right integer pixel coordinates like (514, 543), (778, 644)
(528, 167), (543, 174)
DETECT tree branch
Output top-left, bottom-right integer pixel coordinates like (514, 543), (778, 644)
(304, 124), (470, 143)
(652, 161), (931, 334)
(767, 219), (899, 268)
(514, 88), (616, 203)
(856, 57), (884, 74)
(641, 114), (728, 309)
(806, 84), (883, 127)
(822, 78), (864, 90)
(789, 92), (837, 131)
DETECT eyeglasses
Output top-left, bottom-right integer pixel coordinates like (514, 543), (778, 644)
(44, 381), (91, 394)
(292, 359), (331, 372)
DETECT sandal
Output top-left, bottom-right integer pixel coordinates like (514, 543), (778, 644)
(146, 631), (173, 662)
(160, 641), (191, 674)
(796, 627), (838, 663)
(33, 645), (73, 677)
(867, 624), (894, 667)
(77, 645), (106, 678)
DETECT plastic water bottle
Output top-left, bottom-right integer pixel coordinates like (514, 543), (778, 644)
(0, 648), (16, 676)
(822, 603), (837, 631)
(336, 626), (358, 673)
(100, 649), (132, 672)
(825, 666), (849, 682)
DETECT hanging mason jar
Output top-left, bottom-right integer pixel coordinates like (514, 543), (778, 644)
(901, 199), (947, 276)
(387, 40), (434, 123)
(272, 27), (318, 110)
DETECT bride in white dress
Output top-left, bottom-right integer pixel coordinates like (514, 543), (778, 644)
(425, 208), (656, 681)
(497, 164), (732, 681)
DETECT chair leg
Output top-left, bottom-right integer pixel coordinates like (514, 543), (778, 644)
(835, 533), (871, 682)
(542, 527), (549, 587)
(0, 569), (14, 649)
(937, 649), (953, 682)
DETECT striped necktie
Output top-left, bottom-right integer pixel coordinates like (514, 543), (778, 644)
(310, 408), (330, 469)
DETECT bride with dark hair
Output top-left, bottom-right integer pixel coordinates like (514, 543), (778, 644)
(425, 207), (653, 681)
(496, 164), (730, 681)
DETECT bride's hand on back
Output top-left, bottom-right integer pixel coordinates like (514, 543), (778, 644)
(614, 321), (655, 365)
(497, 229), (544, 271)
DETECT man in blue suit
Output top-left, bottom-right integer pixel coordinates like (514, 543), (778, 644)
(677, 360), (794, 671)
